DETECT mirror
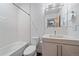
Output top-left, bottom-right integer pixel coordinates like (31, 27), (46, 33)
(44, 3), (64, 29)
(44, 3), (78, 28)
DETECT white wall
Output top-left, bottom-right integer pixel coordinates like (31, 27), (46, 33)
(30, 3), (45, 39)
(67, 3), (79, 36)
(0, 3), (31, 48)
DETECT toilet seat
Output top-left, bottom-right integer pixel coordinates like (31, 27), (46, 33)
(23, 45), (36, 56)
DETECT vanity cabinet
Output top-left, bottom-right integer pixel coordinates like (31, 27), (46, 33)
(42, 40), (79, 56)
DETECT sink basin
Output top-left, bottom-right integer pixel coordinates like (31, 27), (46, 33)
(43, 34), (65, 38)
(49, 34), (64, 38)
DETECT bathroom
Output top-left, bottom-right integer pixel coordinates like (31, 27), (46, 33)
(1, 0), (79, 57)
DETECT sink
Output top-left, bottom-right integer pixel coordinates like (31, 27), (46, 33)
(49, 34), (64, 38)
(43, 34), (65, 38)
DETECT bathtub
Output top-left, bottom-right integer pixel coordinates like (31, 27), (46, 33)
(0, 41), (30, 56)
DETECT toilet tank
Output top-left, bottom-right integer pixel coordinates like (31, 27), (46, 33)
(31, 37), (40, 46)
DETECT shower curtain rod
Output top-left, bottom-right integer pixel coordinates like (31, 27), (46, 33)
(13, 3), (30, 16)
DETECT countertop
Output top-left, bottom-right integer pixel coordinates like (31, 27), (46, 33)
(42, 34), (79, 45)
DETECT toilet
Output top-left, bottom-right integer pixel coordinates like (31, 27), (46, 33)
(23, 37), (40, 56)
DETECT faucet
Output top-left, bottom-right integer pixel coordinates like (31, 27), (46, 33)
(54, 30), (56, 35)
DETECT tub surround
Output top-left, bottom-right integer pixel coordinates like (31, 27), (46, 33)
(42, 34), (79, 56)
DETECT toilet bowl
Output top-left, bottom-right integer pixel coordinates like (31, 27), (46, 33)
(23, 45), (36, 56)
(23, 37), (40, 56)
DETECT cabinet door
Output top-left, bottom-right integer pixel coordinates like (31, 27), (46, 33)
(42, 42), (58, 56)
(62, 44), (79, 56)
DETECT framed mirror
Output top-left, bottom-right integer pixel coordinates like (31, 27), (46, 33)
(44, 3), (63, 29)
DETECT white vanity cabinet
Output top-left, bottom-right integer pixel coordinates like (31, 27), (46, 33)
(42, 35), (79, 56)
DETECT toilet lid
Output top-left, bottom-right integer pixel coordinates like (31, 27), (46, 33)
(23, 45), (36, 55)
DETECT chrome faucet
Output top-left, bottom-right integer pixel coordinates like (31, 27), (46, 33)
(54, 30), (56, 35)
